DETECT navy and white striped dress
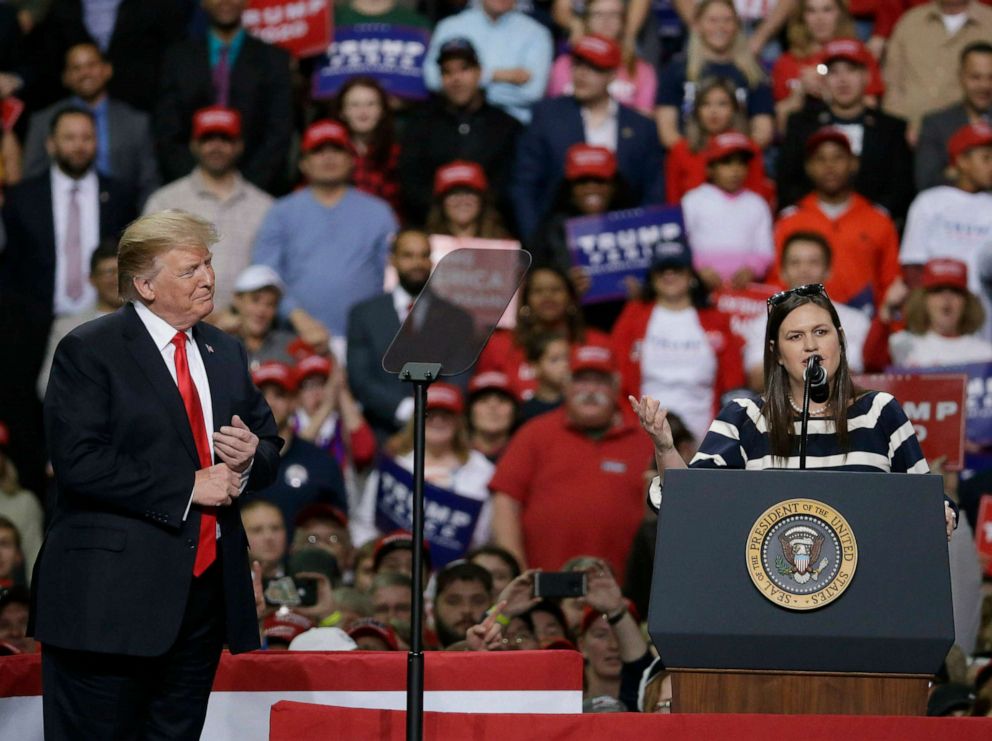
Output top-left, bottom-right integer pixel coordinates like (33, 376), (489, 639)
(690, 391), (929, 473)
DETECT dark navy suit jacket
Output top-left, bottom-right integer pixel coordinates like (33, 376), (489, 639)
(30, 304), (282, 656)
(509, 96), (665, 242)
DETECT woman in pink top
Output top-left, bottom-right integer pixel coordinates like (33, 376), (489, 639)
(546, 0), (658, 115)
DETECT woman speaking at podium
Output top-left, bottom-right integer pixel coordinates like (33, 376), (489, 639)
(629, 284), (957, 539)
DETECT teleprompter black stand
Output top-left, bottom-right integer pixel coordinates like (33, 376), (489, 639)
(381, 248), (530, 741)
(648, 468), (954, 715)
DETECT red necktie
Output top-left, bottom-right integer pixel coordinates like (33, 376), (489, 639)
(172, 331), (216, 576)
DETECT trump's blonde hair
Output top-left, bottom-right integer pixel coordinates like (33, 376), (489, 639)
(117, 210), (219, 301)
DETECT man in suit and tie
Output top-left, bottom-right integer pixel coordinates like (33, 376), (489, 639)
(509, 34), (665, 243)
(30, 210), (282, 740)
(155, 0), (292, 193)
(22, 42), (161, 207)
(916, 41), (992, 190)
(0, 106), (136, 326)
(347, 229), (475, 440)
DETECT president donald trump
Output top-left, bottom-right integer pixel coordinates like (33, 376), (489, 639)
(30, 210), (282, 740)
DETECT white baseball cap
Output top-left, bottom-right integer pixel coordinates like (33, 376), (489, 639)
(234, 265), (285, 295)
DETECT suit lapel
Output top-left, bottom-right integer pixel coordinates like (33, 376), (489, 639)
(193, 324), (227, 435)
(40, 175), (56, 267)
(121, 304), (201, 466)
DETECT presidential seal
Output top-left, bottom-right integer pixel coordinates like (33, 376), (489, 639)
(745, 498), (858, 611)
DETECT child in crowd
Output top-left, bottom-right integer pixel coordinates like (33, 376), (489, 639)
(466, 372), (519, 463)
(680, 131), (775, 290)
(292, 352), (377, 512)
(519, 332), (571, 424)
(864, 258), (992, 370)
(225, 264), (301, 367)
(664, 77), (773, 205)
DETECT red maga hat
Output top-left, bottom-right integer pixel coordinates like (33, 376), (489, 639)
(571, 34), (622, 70)
(192, 105), (242, 139)
(817, 38), (870, 67)
(804, 127), (852, 158)
(302, 119), (354, 154)
(433, 160), (488, 196)
(570, 344), (616, 375)
(565, 143), (617, 181)
(468, 371), (514, 398)
(426, 382), (465, 414)
(251, 361), (297, 393)
(295, 353), (333, 383)
(703, 131), (757, 164)
(347, 618), (400, 650)
(921, 258), (968, 292)
(947, 122), (992, 163)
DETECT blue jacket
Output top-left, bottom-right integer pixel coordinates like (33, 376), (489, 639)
(509, 96), (665, 242)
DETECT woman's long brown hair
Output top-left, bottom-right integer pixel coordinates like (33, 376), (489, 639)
(762, 292), (861, 460)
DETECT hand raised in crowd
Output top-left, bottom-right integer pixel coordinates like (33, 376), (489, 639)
(192, 463), (241, 507)
(213, 415), (258, 474)
(466, 600), (508, 652)
(496, 569), (542, 617)
(698, 267), (722, 291)
(252, 561), (266, 619)
(629, 396), (674, 453)
(289, 309), (331, 354)
(730, 266), (755, 291)
(580, 561), (624, 616)
(208, 308), (242, 335)
(879, 277), (909, 323)
(291, 571), (336, 624)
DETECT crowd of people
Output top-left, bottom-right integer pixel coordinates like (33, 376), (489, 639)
(1, 0), (992, 717)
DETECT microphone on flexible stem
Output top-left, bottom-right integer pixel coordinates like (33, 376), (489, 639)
(799, 355), (828, 470)
(805, 355), (830, 404)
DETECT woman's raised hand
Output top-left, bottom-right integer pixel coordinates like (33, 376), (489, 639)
(628, 395), (674, 453)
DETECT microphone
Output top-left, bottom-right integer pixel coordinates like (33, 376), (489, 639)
(805, 355), (830, 404)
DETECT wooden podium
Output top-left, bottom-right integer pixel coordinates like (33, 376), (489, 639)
(671, 670), (929, 715)
(649, 469), (954, 716)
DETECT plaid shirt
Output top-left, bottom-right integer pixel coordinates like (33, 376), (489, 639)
(351, 143), (401, 215)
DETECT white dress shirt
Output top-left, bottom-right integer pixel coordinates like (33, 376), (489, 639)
(581, 99), (619, 151)
(391, 286), (417, 424)
(133, 300), (220, 526)
(51, 166), (100, 316)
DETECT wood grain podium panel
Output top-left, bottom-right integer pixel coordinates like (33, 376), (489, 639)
(672, 669), (929, 715)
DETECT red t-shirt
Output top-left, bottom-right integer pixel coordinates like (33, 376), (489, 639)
(488, 409), (654, 580)
(665, 139), (774, 206)
(475, 328), (611, 401)
(771, 51), (885, 103)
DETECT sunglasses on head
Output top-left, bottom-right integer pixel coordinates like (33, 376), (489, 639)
(766, 283), (827, 314)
